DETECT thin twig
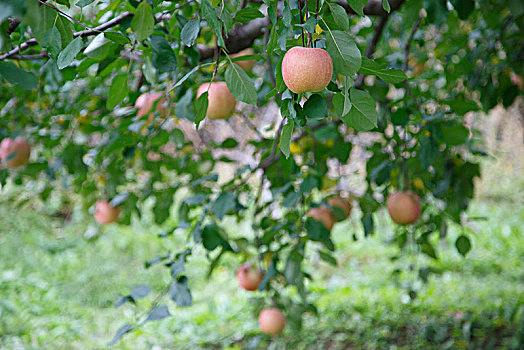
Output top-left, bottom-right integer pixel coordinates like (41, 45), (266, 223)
(403, 13), (423, 113)
(38, 0), (93, 31)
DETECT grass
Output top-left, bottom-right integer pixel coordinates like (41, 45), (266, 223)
(0, 157), (523, 349)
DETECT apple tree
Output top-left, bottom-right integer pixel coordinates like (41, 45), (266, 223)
(0, 0), (522, 342)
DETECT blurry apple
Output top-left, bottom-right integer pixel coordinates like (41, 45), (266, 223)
(282, 46), (333, 94)
(135, 92), (167, 119)
(259, 308), (286, 335)
(94, 200), (121, 225)
(328, 196), (352, 221)
(0, 137), (30, 168)
(231, 48), (256, 71)
(196, 82), (236, 119)
(307, 205), (335, 231)
(386, 191), (421, 225)
(237, 262), (264, 291)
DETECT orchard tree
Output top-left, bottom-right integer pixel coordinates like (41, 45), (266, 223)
(0, 0), (523, 343)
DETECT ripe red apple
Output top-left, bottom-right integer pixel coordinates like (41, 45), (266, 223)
(231, 48), (256, 71)
(0, 137), (30, 168)
(93, 200), (121, 225)
(258, 308), (286, 335)
(307, 205), (335, 231)
(237, 262), (264, 291)
(386, 191), (421, 225)
(135, 92), (167, 119)
(328, 196), (352, 221)
(196, 82), (237, 120)
(281, 46), (333, 94)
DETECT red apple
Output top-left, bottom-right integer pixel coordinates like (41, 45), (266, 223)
(93, 200), (121, 225)
(282, 46), (333, 94)
(236, 262), (264, 291)
(231, 48), (256, 71)
(196, 82), (237, 120)
(307, 206), (335, 231)
(0, 137), (30, 168)
(386, 191), (421, 225)
(135, 92), (168, 119)
(328, 196), (352, 221)
(258, 308), (286, 335)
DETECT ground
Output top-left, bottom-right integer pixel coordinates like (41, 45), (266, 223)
(0, 156), (523, 349)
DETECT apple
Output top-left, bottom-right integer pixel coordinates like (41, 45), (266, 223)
(93, 200), (121, 225)
(258, 308), (286, 335)
(307, 205), (335, 231)
(231, 48), (256, 71)
(328, 196), (352, 221)
(0, 137), (30, 168)
(237, 262), (264, 291)
(135, 92), (167, 119)
(281, 46), (333, 94)
(196, 82), (237, 120)
(386, 191), (421, 225)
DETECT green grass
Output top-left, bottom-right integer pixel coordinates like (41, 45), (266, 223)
(0, 158), (523, 349)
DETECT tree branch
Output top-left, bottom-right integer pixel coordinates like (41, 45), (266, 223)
(0, 12), (134, 61)
(355, 14), (390, 88)
(337, 0), (406, 17)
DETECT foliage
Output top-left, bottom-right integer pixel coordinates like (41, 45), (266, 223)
(0, 0), (523, 342)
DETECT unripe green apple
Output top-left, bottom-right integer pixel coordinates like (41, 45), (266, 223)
(0, 137), (30, 168)
(196, 82), (237, 120)
(386, 191), (421, 225)
(94, 200), (121, 225)
(258, 308), (286, 335)
(307, 205), (335, 231)
(231, 48), (256, 71)
(282, 47), (333, 94)
(135, 92), (167, 119)
(328, 196), (352, 221)
(237, 262), (264, 291)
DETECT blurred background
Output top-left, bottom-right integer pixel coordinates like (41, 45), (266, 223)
(0, 100), (522, 349)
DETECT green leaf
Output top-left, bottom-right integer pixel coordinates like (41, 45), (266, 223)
(55, 14), (74, 47)
(441, 122), (469, 145)
(57, 36), (83, 69)
(324, 29), (362, 76)
(105, 32), (131, 45)
(169, 276), (192, 307)
(275, 58), (286, 93)
(76, 0), (95, 7)
(201, 224), (233, 251)
(144, 305), (170, 322)
(332, 92), (351, 118)
(341, 89), (377, 131)
(303, 94), (328, 119)
(279, 119), (294, 158)
(284, 252), (303, 286)
(181, 19), (200, 47)
(328, 2), (350, 29)
(349, 0), (368, 16)
(359, 57), (407, 84)
(201, 0), (225, 48)
(451, 0), (475, 19)
(150, 36), (177, 73)
(225, 63), (257, 106)
(455, 235), (471, 257)
(318, 250), (337, 266)
(107, 74), (128, 109)
(0, 62), (38, 90)
(194, 91), (209, 128)
(212, 192), (235, 220)
(42, 27), (62, 60)
(131, 1), (154, 42)
(108, 324), (133, 346)
(234, 8), (264, 23)
(153, 191), (173, 225)
(382, 0), (391, 13)
(296, 16), (318, 33)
